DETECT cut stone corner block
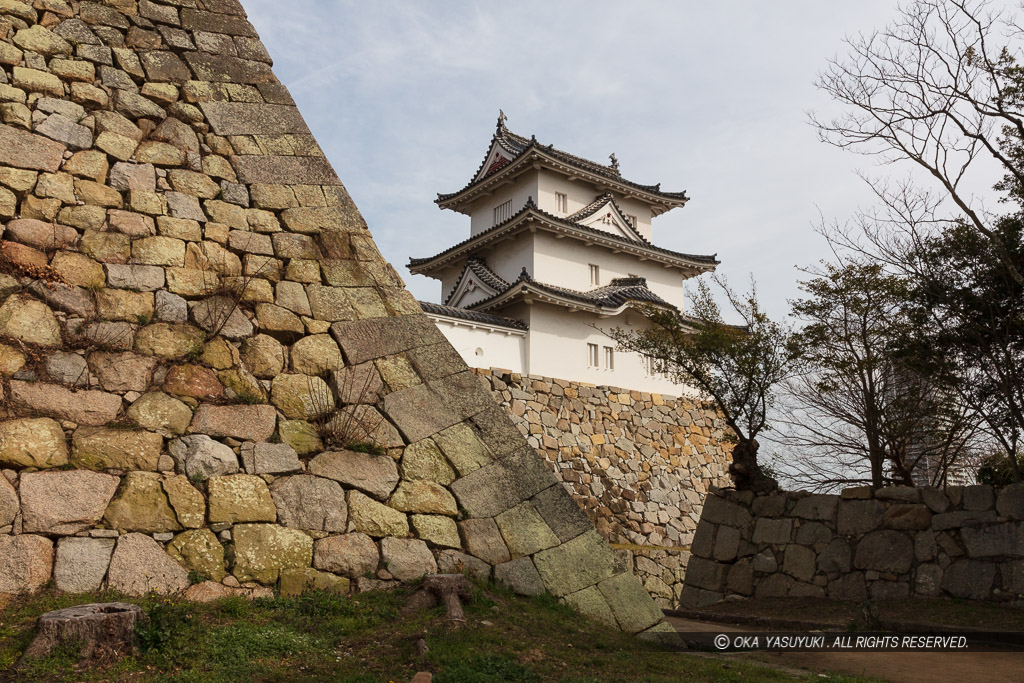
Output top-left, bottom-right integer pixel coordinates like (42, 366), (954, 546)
(596, 571), (665, 634)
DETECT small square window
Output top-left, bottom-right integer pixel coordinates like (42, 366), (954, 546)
(587, 343), (599, 368)
(555, 192), (568, 214)
(589, 264), (600, 286)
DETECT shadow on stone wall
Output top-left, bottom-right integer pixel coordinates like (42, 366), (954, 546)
(681, 483), (1024, 607)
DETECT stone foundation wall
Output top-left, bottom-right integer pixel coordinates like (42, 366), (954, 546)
(681, 484), (1024, 607)
(473, 368), (732, 607)
(0, 0), (670, 636)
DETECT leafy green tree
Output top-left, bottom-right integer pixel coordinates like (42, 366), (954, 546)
(606, 277), (793, 492)
(977, 450), (1024, 485)
(809, 0), (1024, 486)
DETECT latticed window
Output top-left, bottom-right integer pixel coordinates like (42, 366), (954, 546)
(589, 264), (600, 286)
(644, 355), (669, 378)
(604, 346), (614, 370)
(493, 200), (512, 225)
(555, 192), (568, 213)
(587, 343), (599, 367)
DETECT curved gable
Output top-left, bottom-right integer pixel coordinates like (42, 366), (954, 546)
(571, 194), (646, 243)
(473, 139), (515, 184)
(444, 257), (509, 307)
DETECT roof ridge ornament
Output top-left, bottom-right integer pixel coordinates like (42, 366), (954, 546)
(518, 267), (532, 282)
(497, 109), (507, 130)
(609, 153), (619, 172)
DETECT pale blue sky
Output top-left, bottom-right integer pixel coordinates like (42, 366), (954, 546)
(243, 0), (984, 318)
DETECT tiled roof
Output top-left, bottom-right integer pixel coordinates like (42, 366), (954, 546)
(586, 277), (677, 309)
(467, 256), (510, 291)
(437, 117), (690, 204)
(468, 272), (679, 315)
(408, 198), (718, 271)
(495, 124), (621, 180)
(418, 301), (528, 331)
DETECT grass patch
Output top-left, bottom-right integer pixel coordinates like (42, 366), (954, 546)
(0, 584), (876, 682)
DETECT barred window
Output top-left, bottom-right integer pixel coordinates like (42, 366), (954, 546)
(493, 200), (512, 225)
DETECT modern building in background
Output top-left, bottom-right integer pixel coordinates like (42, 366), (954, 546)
(409, 114), (718, 393)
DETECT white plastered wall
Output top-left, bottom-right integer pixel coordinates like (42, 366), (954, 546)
(469, 174), (539, 236)
(534, 169), (654, 240)
(530, 232), (689, 310)
(430, 316), (526, 374)
(523, 303), (688, 394)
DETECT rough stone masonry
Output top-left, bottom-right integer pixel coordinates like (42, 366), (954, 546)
(474, 368), (732, 609)
(681, 484), (1024, 607)
(0, 0), (670, 636)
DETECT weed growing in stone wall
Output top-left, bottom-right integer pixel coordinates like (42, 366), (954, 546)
(307, 372), (385, 455)
(194, 234), (270, 339)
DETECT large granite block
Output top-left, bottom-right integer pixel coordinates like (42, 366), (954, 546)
(331, 314), (444, 365)
(231, 155), (341, 185)
(200, 101), (310, 136)
(532, 530), (618, 597)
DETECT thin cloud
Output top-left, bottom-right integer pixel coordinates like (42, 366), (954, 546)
(244, 0), (975, 319)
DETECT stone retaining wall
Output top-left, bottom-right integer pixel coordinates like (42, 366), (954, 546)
(0, 0), (670, 636)
(681, 484), (1024, 606)
(473, 368), (732, 607)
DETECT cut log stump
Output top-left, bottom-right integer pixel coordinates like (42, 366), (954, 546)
(402, 574), (472, 627)
(20, 602), (145, 663)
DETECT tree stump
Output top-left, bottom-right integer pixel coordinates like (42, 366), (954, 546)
(20, 602), (145, 663)
(402, 574), (472, 627)
(728, 439), (779, 493)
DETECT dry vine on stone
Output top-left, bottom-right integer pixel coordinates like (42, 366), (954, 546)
(307, 370), (386, 454)
(195, 233), (270, 338)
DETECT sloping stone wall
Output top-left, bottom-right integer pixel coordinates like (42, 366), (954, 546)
(473, 368), (732, 608)
(681, 484), (1024, 607)
(0, 0), (669, 635)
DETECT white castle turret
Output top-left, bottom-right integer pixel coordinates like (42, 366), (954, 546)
(409, 114), (718, 392)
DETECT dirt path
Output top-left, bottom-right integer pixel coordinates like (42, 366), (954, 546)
(664, 616), (1024, 683)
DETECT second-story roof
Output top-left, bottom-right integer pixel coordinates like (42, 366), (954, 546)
(408, 197), (718, 277)
(466, 270), (681, 318)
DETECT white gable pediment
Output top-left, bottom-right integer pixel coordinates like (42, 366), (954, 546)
(576, 199), (644, 242)
(445, 262), (503, 308)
